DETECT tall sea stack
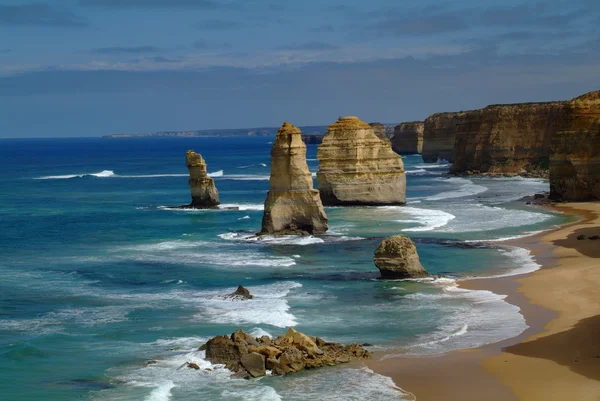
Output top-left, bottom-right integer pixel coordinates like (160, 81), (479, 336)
(316, 116), (406, 206)
(260, 122), (328, 235)
(391, 122), (424, 155)
(186, 150), (219, 208)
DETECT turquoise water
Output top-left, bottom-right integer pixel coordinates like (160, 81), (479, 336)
(0, 137), (571, 400)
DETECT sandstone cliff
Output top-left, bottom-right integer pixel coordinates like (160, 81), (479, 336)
(422, 112), (466, 162)
(186, 150), (219, 208)
(369, 122), (391, 144)
(391, 121), (424, 155)
(317, 116), (406, 206)
(550, 91), (600, 200)
(449, 102), (565, 175)
(261, 122), (328, 235)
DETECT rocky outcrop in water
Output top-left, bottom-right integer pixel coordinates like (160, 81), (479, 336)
(391, 121), (424, 155)
(369, 122), (391, 144)
(374, 235), (429, 279)
(227, 285), (253, 300)
(260, 122), (328, 235)
(204, 328), (371, 378)
(550, 91), (600, 200)
(301, 134), (324, 145)
(186, 150), (220, 208)
(316, 116), (406, 206)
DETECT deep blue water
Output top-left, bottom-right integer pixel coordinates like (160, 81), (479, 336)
(0, 137), (571, 400)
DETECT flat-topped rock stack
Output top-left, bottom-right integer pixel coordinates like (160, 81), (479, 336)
(316, 116), (407, 206)
(374, 235), (429, 279)
(260, 122), (328, 235)
(391, 121), (424, 155)
(186, 150), (220, 208)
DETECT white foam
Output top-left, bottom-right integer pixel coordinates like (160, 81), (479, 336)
(195, 282), (302, 328)
(405, 168), (428, 174)
(207, 170), (223, 177)
(249, 327), (273, 338)
(219, 232), (325, 245)
(464, 230), (546, 243)
(470, 246), (541, 279)
(426, 177), (488, 200)
(145, 381), (175, 401)
(219, 203), (264, 211)
(414, 163), (451, 169)
(238, 215), (251, 220)
(394, 207), (456, 232)
(437, 204), (552, 233)
(35, 170), (115, 179)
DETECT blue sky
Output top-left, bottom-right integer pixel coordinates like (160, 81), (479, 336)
(0, 0), (599, 137)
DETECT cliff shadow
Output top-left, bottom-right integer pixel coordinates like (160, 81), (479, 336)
(553, 228), (600, 258)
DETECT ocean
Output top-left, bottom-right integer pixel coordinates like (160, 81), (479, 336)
(0, 137), (572, 400)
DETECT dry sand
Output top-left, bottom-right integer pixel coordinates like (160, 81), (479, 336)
(367, 202), (600, 401)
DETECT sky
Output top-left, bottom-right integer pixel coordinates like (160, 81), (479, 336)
(0, 0), (599, 138)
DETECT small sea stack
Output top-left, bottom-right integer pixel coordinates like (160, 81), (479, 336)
(316, 116), (406, 206)
(186, 150), (220, 208)
(374, 235), (429, 279)
(260, 122), (328, 235)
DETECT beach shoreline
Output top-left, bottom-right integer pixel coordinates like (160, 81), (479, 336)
(366, 201), (600, 401)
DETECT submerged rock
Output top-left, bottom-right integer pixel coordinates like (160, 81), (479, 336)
(374, 235), (429, 279)
(186, 150), (220, 208)
(317, 116), (406, 206)
(204, 328), (370, 378)
(260, 122), (328, 235)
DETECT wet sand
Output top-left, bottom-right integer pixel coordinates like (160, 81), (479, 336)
(367, 202), (600, 401)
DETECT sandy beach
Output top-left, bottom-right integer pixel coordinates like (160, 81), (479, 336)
(367, 202), (600, 401)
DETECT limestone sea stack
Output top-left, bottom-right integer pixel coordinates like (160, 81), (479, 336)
(317, 116), (407, 206)
(422, 112), (466, 163)
(186, 150), (219, 208)
(260, 122), (328, 235)
(374, 235), (429, 279)
(391, 121), (424, 155)
(369, 122), (391, 144)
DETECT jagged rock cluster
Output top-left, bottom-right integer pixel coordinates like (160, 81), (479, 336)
(369, 122), (391, 144)
(204, 328), (371, 378)
(261, 122), (328, 235)
(550, 91), (600, 200)
(316, 116), (407, 206)
(186, 150), (220, 208)
(374, 235), (429, 279)
(391, 121), (424, 155)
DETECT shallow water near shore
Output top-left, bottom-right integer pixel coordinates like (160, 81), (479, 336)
(0, 137), (573, 400)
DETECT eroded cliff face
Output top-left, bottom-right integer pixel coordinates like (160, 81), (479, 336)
(186, 150), (220, 208)
(422, 112), (466, 162)
(316, 116), (406, 206)
(260, 122), (328, 235)
(550, 91), (600, 200)
(391, 121), (424, 155)
(449, 102), (565, 175)
(369, 122), (391, 144)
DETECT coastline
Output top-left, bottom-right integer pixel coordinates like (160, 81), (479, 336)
(367, 201), (600, 401)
